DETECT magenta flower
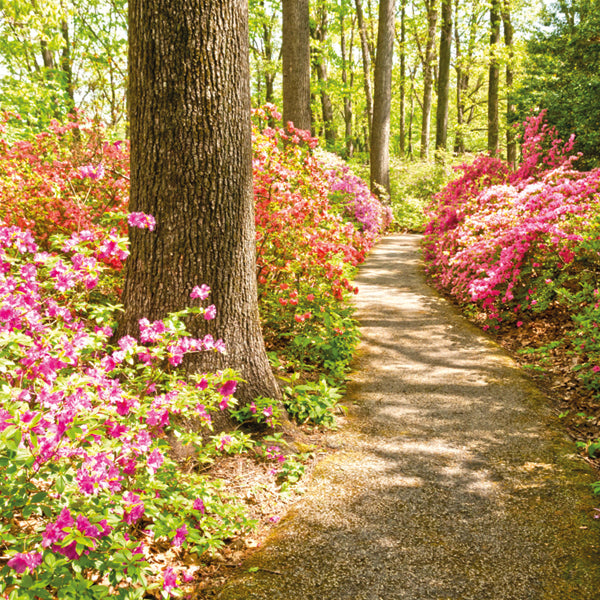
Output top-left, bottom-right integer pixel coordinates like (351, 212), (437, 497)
(127, 212), (156, 231)
(163, 567), (178, 593)
(193, 498), (206, 513)
(204, 305), (217, 320)
(77, 163), (105, 180)
(218, 380), (237, 397)
(190, 284), (210, 300)
(172, 524), (188, 547)
(147, 448), (164, 474)
(7, 552), (43, 574)
(123, 492), (145, 525)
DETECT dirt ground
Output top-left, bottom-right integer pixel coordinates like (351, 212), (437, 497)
(207, 233), (600, 600)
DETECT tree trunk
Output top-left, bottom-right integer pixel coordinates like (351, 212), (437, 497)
(355, 0), (373, 149)
(60, 19), (76, 112)
(399, 1), (406, 156)
(123, 0), (280, 408)
(435, 0), (452, 156)
(420, 0), (438, 159)
(502, 2), (516, 167)
(282, 0), (311, 131)
(340, 9), (354, 158)
(262, 2), (275, 104)
(312, 6), (337, 147)
(487, 0), (501, 155)
(370, 0), (396, 197)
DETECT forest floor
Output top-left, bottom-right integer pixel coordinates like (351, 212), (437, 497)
(205, 233), (600, 599)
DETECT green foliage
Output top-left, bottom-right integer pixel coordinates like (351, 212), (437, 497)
(282, 376), (345, 428)
(516, 0), (600, 167)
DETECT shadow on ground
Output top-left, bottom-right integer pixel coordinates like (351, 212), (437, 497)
(214, 234), (600, 600)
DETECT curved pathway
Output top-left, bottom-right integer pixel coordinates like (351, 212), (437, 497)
(217, 234), (600, 600)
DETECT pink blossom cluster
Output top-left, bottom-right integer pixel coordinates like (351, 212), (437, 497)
(0, 223), (246, 595)
(322, 152), (393, 233)
(424, 112), (600, 324)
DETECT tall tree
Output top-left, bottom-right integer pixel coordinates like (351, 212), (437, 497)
(453, 0), (486, 154)
(416, 0), (438, 158)
(435, 0), (453, 155)
(339, 4), (355, 157)
(312, 2), (337, 146)
(487, 0), (501, 154)
(282, 0), (311, 130)
(370, 0), (396, 196)
(355, 0), (374, 147)
(123, 0), (280, 406)
(249, 0), (280, 105)
(502, 0), (516, 166)
(397, 0), (407, 156)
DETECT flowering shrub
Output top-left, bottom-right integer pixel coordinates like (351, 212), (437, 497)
(0, 114), (129, 247)
(319, 151), (393, 233)
(424, 110), (600, 399)
(0, 108), (385, 596)
(0, 224), (268, 598)
(252, 105), (389, 375)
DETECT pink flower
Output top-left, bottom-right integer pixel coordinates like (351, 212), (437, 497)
(123, 492), (145, 525)
(592, 365), (600, 373)
(7, 552), (43, 574)
(204, 304), (217, 320)
(163, 567), (178, 593)
(173, 524), (188, 547)
(147, 448), (164, 473)
(128, 212), (156, 231)
(218, 380), (237, 397)
(193, 498), (206, 513)
(77, 163), (105, 180)
(190, 284), (210, 300)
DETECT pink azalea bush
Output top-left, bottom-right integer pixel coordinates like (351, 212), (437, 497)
(252, 105), (390, 376)
(0, 223), (264, 598)
(320, 151), (393, 233)
(0, 108), (387, 597)
(424, 111), (600, 397)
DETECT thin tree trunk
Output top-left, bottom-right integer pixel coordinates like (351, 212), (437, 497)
(355, 0), (373, 148)
(435, 0), (452, 156)
(408, 66), (416, 158)
(313, 6), (336, 147)
(399, 1), (406, 156)
(282, 0), (311, 131)
(262, 1), (275, 104)
(340, 10), (354, 158)
(487, 0), (501, 155)
(123, 0), (280, 410)
(420, 0), (438, 159)
(40, 39), (54, 69)
(370, 0), (396, 197)
(502, 2), (516, 167)
(60, 19), (75, 112)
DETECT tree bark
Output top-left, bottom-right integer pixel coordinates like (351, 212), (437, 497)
(60, 19), (76, 113)
(355, 0), (373, 149)
(312, 5), (337, 147)
(487, 0), (501, 155)
(502, 2), (517, 167)
(340, 9), (355, 158)
(420, 0), (438, 159)
(282, 0), (311, 131)
(123, 0), (280, 407)
(435, 0), (452, 156)
(370, 0), (396, 197)
(399, 0), (406, 156)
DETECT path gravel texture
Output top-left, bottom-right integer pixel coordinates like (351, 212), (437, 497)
(217, 233), (600, 600)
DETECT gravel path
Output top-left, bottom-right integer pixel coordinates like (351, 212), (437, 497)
(217, 233), (600, 600)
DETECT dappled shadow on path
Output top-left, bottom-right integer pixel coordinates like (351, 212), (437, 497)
(216, 234), (600, 600)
